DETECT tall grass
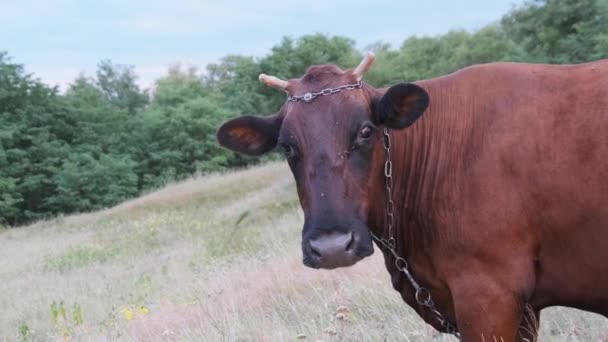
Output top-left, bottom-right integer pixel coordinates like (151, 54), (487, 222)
(0, 162), (605, 341)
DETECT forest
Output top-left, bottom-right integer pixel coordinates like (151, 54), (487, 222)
(1, 0), (607, 225)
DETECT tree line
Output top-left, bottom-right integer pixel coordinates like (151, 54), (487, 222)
(1, 0), (606, 225)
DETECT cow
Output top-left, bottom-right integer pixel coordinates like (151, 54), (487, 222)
(216, 52), (608, 341)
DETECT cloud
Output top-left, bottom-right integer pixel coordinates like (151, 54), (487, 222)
(0, 0), (68, 23)
(134, 61), (213, 89)
(7, 0), (524, 89)
(26, 65), (87, 90)
(27, 57), (218, 91)
(27, 64), (162, 91)
(112, 1), (274, 37)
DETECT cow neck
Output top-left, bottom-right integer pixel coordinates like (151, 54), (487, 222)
(371, 81), (469, 254)
(372, 116), (460, 338)
(367, 81), (471, 336)
(369, 117), (444, 258)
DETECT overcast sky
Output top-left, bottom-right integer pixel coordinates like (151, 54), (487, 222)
(2, 0), (523, 90)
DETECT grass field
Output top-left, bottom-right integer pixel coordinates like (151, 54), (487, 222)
(1, 162), (606, 341)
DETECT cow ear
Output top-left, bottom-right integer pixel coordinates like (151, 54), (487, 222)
(217, 114), (283, 156)
(373, 83), (429, 129)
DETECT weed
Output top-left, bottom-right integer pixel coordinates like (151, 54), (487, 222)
(43, 245), (119, 272)
(17, 322), (33, 342)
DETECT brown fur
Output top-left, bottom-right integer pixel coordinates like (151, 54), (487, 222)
(366, 61), (608, 341)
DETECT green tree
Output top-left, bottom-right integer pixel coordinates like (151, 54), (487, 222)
(0, 52), (72, 223)
(3, 0), (608, 225)
(205, 56), (267, 114)
(502, 0), (608, 63)
(96, 60), (149, 114)
(49, 153), (138, 212)
(64, 75), (130, 154)
(133, 66), (236, 189)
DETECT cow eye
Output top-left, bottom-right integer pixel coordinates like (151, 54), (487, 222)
(360, 125), (374, 139)
(281, 143), (297, 159)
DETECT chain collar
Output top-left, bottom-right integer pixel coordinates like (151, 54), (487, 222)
(287, 81), (362, 103)
(371, 128), (460, 339)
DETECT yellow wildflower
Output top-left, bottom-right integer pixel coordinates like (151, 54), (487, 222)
(122, 308), (134, 321)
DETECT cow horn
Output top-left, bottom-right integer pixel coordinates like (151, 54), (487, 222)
(259, 74), (289, 91)
(352, 51), (375, 81)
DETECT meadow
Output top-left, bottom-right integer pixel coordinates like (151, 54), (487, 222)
(1, 162), (606, 341)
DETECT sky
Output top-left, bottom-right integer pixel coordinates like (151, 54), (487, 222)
(2, 0), (523, 90)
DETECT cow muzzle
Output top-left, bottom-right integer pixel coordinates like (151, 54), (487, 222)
(303, 231), (374, 269)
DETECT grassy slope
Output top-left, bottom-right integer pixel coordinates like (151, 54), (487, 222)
(0, 162), (606, 341)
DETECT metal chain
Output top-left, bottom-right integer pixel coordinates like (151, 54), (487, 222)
(287, 81), (362, 103)
(370, 128), (460, 339)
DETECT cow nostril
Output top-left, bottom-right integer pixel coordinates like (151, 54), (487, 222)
(309, 243), (321, 258)
(345, 232), (355, 252)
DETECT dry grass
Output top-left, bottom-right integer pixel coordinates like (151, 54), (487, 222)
(0, 162), (606, 341)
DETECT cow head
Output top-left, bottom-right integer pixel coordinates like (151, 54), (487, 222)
(217, 53), (429, 269)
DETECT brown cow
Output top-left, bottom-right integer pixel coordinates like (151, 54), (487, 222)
(217, 53), (608, 341)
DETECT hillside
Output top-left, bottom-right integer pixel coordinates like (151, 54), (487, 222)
(0, 162), (606, 341)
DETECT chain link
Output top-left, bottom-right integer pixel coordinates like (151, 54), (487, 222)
(287, 81), (362, 103)
(371, 128), (460, 339)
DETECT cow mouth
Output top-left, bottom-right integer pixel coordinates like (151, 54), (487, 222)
(303, 248), (374, 269)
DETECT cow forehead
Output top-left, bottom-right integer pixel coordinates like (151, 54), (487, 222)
(288, 64), (354, 93)
(280, 99), (371, 146)
(278, 63), (373, 143)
